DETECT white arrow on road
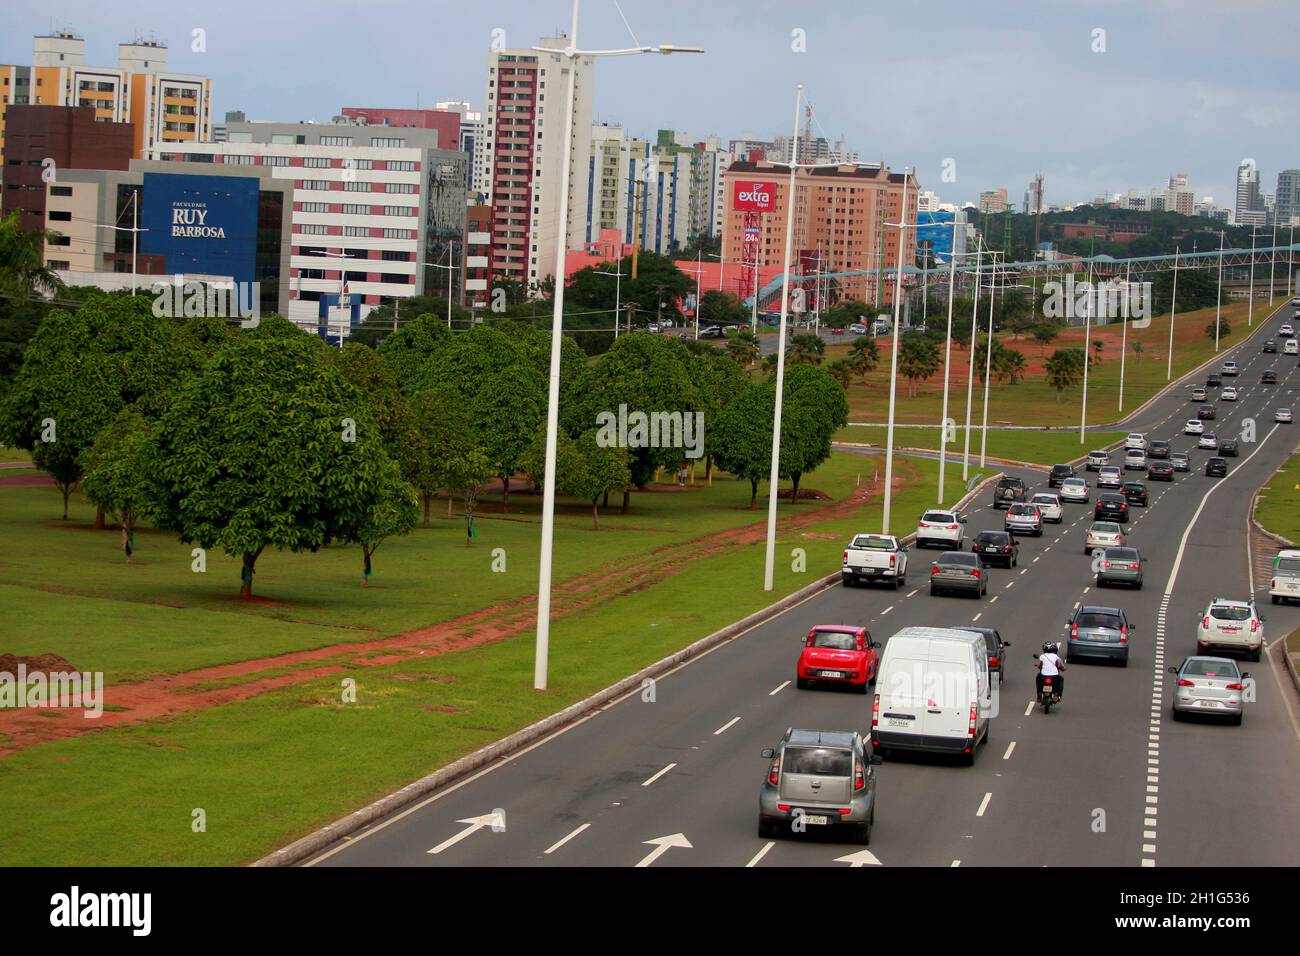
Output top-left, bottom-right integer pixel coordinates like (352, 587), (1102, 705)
(635, 833), (692, 867)
(834, 848), (883, 867)
(427, 812), (505, 855)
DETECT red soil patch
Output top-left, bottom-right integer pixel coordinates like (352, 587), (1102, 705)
(0, 461), (917, 755)
(0, 653), (80, 677)
(0, 473), (54, 488)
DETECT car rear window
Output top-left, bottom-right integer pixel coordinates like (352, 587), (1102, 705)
(853, 535), (892, 550)
(1184, 660), (1238, 678)
(1032, 495), (1055, 504)
(1209, 606), (1250, 621)
(923, 511), (955, 523)
(976, 531), (1008, 543)
(939, 553), (979, 567)
(1276, 558), (1300, 573)
(1091, 522), (1120, 533)
(811, 630), (857, 650)
(1107, 548), (1138, 560)
(1051, 465), (1070, 474)
(1076, 612), (1121, 629)
(782, 747), (851, 776)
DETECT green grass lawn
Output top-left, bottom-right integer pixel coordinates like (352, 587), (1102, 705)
(1255, 453), (1300, 545)
(0, 452), (973, 865)
(837, 424), (1127, 465)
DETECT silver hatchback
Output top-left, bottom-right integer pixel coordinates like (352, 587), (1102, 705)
(759, 729), (880, 844)
(1169, 657), (1247, 725)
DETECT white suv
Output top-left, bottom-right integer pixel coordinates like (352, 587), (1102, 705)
(1221, 361), (1240, 377)
(915, 509), (966, 549)
(1125, 433), (1147, 450)
(1221, 386), (1238, 401)
(1197, 598), (1264, 661)
(1123, 448), (1147, 471)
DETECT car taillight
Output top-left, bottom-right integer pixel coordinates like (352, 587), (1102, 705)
(932, 565), (940, 575)
(1071, 623), (1078, 638)
(948, 524), (959, 530)
(1226, 682), (1244, 691)
(1272, 579), (1278, 589)
(1120, 502), (1128, 509)
(768, 758), (781, 786)
(1177, 679), (1194, 687)
(1250, 619), (1259, 632)
(1120, 626), (1128, 643)
(989, 656), (999, 667)
(1130, 563), (1139, 569)
(872, 695), (880, 728)
(971, 569), (981, 578)
(842, 550), (848, 563)
(967, 702), (978, 735)
(889, 554), (896, 568)
(1202, 616), (1210, 629)
(854, 765), (866, 791)
(1103, 561), (1111, 568)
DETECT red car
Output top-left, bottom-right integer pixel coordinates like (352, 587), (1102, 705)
(796, 625), (880, 693)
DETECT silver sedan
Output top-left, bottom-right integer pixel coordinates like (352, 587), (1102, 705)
(1169, 657), (1248, 725)
(1084, 521), (1125, 554)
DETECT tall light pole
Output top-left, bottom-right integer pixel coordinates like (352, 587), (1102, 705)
(880, 167), (912, 534)
(688, 249), (704, 339)
(961, 239), (984, 479)
(1078, 233), (1096, 444)
(1166, 246), (1179, 381)
(427, 243), (458, 328)
(96, 188), (147, 295)
(313, 249), (354, 345)
(762, 86), (843, 589)
(978, 250), (1001, 468)
(594, 265), (624, 338)
(1118, 260), (1132, 411)
(532, 1), (702, 689)
(936, 238), (961, 501)
(1248, 225), (1258, 325)
(1269, 216), (1278, 304)
(1214, 230), (1224, 351)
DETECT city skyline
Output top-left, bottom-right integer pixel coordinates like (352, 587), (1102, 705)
(4, 0), (1298, 211)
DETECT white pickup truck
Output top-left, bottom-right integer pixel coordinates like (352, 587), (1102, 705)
(842, 533), (909, 589)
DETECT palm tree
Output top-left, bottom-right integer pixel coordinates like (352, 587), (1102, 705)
(0, 213), (65, 302)
(1045, 349), (1085, 400)
(847, 336), (879, 381)
(789, 332), (826, 365)
(725, 329), (760, 368)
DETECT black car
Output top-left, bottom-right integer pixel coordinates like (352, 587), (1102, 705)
(1262, 369), (1278, 384)
(1147, 461), (1175, 481)
(1219, 438), (1239, 457)
(1170, 452), (1191, 472)
(1121, 481), (1149, 506)
(956, 626), (1010, 683)
(1264, 340), (1278, 353)
(1094, 492), (1130, 522)
(992, 476), (1028, 510)
(1205, 457), (1228, 477)
(1198, 403), (1216, 420)
(1048, 464), (1076, 488)
(1206, 373), (1222, 387)
(971, 530), (1019, 568)
(1147, 440), (1171, 459)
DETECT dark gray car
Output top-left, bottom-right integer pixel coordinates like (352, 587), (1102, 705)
(758, 729), (880, 844)
(1066, 605), (1132, 666)
(929, 551), (987, 597)
(1096, 546), (1144, 589)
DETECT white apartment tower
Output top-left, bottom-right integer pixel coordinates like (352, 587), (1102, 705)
(484, 36), (593, 286)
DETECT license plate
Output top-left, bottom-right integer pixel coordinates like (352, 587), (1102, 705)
(802, 815), (830, 826)
(887, 718), (910, 728)
(821, 671), (844, 679)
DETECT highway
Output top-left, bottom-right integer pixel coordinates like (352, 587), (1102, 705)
(309, 301), (1300, 868)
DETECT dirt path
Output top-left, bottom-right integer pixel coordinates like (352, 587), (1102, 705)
(0, 465), (912, 755)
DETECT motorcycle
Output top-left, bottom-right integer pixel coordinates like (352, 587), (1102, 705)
(1036, 673), (1062, 713)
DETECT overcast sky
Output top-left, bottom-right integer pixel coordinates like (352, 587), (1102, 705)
(8, 0), (1298, 209)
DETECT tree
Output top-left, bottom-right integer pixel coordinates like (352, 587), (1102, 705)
(1091, 339), (1105, 364)
(995, 347), (1027, 384)
(847, 336), (880, 381)
(711, 382), (773, 508)
(898, 335), (941, 397)
(345, 464), (419, 584)
(1045, 348), (1086, 400)
(1031, 323), (1060, 346)
(444, 447), (494, 546)
(471, 367), (546, 511)
(81, 407), (152, 555)
(0, 212), (64, 303)
(686, 348), (747, 484)
(145, 334), (408, 597)
(823, 298), (871, 327)
(1207, 318), (1230, 340)
(776, 364), (849, 503)
(827, 358), (854, 389)
(408, 387), (481, 525)
(726, 329), (760, 368)
(789, 332), (826, 365)
(697, 289), (747, 328)
(572, 430), (631, 529)
(1131, 340), (1145, 363)
(331, 343), (421, 481)
(376, 312), (452, 394)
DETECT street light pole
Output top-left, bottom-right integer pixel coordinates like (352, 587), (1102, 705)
(961, 240), (983, 480)
(1215, 230), (1224, 351)
(594, 265), (624, 339)
(978, 250), (999, 468)
(532, 0), (703, 689)
(1119, 260), (1131, 411)
(1079, 235), (1096, 444)
(1248, 225), (1257, 326)
(1269, 216), (1278, 304)
(937, 240), (958, 502)
(881, 167), (911, 535)
(1167, 246), (1179, 381)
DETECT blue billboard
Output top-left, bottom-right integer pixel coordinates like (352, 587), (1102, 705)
(917, 211), (956, 262)
(141, 173), (259, 286)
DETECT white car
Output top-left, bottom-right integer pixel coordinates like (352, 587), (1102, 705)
(1085, 450), (1110, 471)
(1280, 322), (1295, 336)
(849, 322), (868, 335)
(1184, 419), (1204, 435)
(1124, 433), (1148, 450)
(1123, 449), (1147, 471)
(1085, 521), (1125, 554)
(1059, 477), (1090, 503)
(1270, 549), (1300, 605)
(1197, 598), (1264, 661)
(1285, 339), (1298, 355)
(1221, 361), (1240, 376)
(1276, 408), (1293, 424)
(1221, 386), (1238, 401)
(1030, 492), (1063, 523)
(1198, 433), (1218, 450)
(1097, 466), (1123, 488)
(915, 509), (966, 549)
(1004, 503), (1043, 537)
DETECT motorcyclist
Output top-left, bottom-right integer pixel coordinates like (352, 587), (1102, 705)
(1035, 641), (1066, 701)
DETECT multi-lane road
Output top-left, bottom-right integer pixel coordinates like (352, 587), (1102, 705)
(309, 301), (1300, 868)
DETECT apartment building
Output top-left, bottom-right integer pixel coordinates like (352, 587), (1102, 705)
(585, 124), (693, 256)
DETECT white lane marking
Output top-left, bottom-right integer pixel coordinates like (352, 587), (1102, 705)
(545, 823), (591, 855)
(972, 612), (983, 621)
(745, 841), (775, 868)
(951, 859), (962, 867)
(976, 792), (993, 817)
(642, 763), (677, 787)
(1024, 701), (1035, 716)
(427, 812), (505, 855)
(1033, 556), (1041, 563)
(990, 595), (999, 603)
(1003, 741), (1016, 760)
(636, 833), (692, 867)
(907, 589), (919, 597)
(714, 717), (741, 736)
(1003, 581), (1015, 589)
(770, 681), (790, 696)
(881, 605), (895, 615)
(1019, 568), (1028, 575)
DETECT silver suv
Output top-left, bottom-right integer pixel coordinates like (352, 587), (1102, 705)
(759, 729), (880, 844)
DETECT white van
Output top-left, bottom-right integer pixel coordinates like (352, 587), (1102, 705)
(871, 626), (992, 765)
(1284, 338), (1298, 356)
(1270, 549), (1300, 605)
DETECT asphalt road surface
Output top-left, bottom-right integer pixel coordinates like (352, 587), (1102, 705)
(310, 300), (1300, 868)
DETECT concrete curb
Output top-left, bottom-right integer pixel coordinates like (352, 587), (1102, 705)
(253, 473), (1002, 867)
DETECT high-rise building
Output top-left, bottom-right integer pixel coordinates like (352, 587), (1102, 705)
(0, 31), (212, 164)
(150, 119), (467, 333)
(584, 124), (692, 256)
(721, 160), (919, 307)
(978, 188), (1009, 214)
(1235, 160), (1266, 226)
(1276, 170), (1300, 226)
(1023, 177), (1044, 215)
(483, 36), (594, 287)
(434, 101), (488, 199)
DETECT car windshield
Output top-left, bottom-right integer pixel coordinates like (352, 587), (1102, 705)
(782, 746), (851, 776)
(1184, 660), (1238, 679)
(1209, 606), (1251, 622)
(811, 630), (857, 650)
(939, 553), (979, 567)
(1076, 612), (1121, 629)
(1123, 483), (1143, 491)
(923, 511), (955, 522)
